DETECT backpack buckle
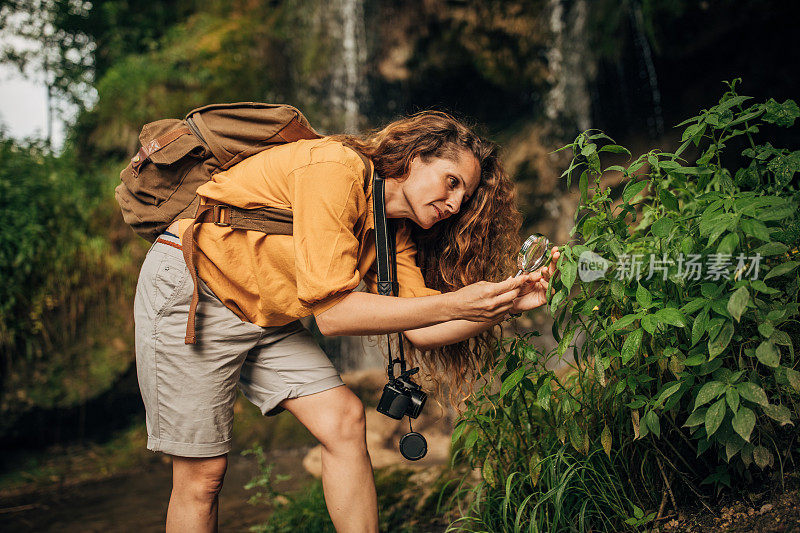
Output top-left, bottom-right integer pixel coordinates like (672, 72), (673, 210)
(213, 205), (230, 226)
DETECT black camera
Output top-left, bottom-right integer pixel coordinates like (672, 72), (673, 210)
(377, 371), (427, 420)
(377, 367), (428, 461)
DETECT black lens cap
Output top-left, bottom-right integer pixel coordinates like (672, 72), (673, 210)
(399, 431), (427, 461)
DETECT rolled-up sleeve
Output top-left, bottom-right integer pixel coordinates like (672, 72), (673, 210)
(291, 160), (366, 315)
(364, 223), (442, 298)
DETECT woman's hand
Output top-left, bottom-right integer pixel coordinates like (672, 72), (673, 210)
(510, 246), (560, 314)
(449, 276), (529, 322)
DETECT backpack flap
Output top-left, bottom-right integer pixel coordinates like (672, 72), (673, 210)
(121, 119), (206, 207)
(186, 102), (319, 171)
(117, 119), (210, 242)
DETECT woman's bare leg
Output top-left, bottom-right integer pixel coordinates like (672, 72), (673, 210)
(280, 385), (378, 533)
(166, 454), (228, 533)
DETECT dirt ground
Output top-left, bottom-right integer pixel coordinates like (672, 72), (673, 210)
(656, 473), (800, 533)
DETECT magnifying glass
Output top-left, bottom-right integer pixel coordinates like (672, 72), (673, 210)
(516, 233), (552, 276)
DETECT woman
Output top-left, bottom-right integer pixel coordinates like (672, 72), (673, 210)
(134, 111), (559, 532)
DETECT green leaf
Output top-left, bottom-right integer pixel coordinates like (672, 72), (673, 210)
(785, 368), (800, 392)
(579, 170), (589, 205)
(483, 457), (496, 486)
(762, 98), (799, 127)
(537, 381), (552, 411)
(740, 218), (771, 242)
(657, 382), (681, 406)
(753, 445), (773, 469)
(762, 404), (792, 425)
(728, 109), (763, 127)
(717, 233), (740, 256)
(568, 419), (587, 454)
(623, 180), (648, 203)
(717, 95), (752, 112)
(608, 313), (640, 333)
(758, 322), (775, 338)
(755, 341), (781, 368)
(595, 354), (606, 387)
(529, 451), (542, 487)
(767, 150), (800, 187)
(682, 297), (708, 315)
(709, 322), (734, 360)
(732, 407), (756, 442)
(610, 280), (625, 302)
(692, 310), (709, 347)
(557, 326), (576, 357)
(770, 330), (793, 346)
(561, 260), (577, 291)
(705, 398), (726, 437)
(750, 280), (779, 295)
(451, 421), (468, 445)
(681, 122), (706, 142)
(600, 424), (612, 458)
(652, 216), (674, 238)
(659, 189), (679, 211)
(641, 314), (657, 335)
(758, 205), (794, 222)
(725, 387), (740, 413)
(655, 308), (686, 328)
(684, 408), (707, 427)
(764, 261), (799, 280)
(500, 367), (526, 398)
(463, 430), (479, 451)
(627, 397), (646, 409)
(684, 352), (707, 366)
(636, 283), (652, 308)
(621, 328), (644, 364)
(694, 381), (726, 410)
(644, 410), (661, 438)
(737, 382), (768, 406)
(727, 286), (750, 322)
(753, 242), (788, 256)
(726, 437), (744, 462)
(599, 144), (631, 156)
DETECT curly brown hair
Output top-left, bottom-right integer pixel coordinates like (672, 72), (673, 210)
(332, 111), (521, 402)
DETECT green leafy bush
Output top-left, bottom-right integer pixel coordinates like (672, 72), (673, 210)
(0, 137), (138, 435)
(449, 81), (800, 532)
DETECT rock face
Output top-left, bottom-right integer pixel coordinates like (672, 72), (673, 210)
(302, 369), (454, 477)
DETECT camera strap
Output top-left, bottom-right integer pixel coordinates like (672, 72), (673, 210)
(372, 173), (407, 380)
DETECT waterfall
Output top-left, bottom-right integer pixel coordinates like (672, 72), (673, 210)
(629, 1), (664, 137)
(545, 0), (593, 133)
(329, 0), (367, 134)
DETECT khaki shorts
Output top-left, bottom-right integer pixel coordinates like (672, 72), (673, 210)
(134, 232), (344, 458)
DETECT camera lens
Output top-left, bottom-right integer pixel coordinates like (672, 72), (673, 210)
(399, 432), (427, 461)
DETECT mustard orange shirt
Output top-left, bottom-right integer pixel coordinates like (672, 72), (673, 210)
(177, 137), (441, 327)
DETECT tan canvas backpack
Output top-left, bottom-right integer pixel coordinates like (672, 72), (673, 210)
(116, 102), (323, 343)
(115, 102), (319, 243)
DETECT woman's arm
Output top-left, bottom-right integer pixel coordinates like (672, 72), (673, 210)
(402, 318), (503, 351)
(402, 247), (561, 350)
(315, 275), (530, 336)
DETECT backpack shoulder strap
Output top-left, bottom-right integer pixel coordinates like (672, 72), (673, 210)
(182, 200), (293, 344)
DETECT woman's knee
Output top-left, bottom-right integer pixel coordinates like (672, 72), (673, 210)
(319, 392), (367, 449)
(281, 387), (367, 451)
(171, 454), (228, 503)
